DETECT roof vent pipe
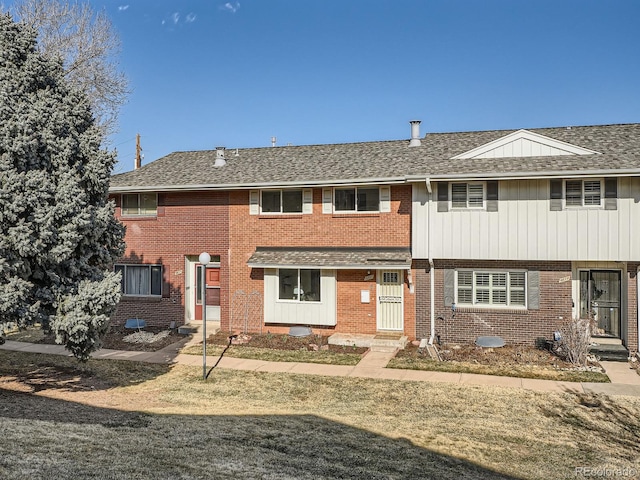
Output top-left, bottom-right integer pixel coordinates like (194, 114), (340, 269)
(214, 146), (226, 167)
(409, 120), (422, 147)
(271, 136), (277, 147)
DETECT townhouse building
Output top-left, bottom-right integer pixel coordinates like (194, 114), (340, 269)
(109, 122), (640, 354)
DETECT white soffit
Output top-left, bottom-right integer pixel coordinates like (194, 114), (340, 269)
(451, 129), (601, 159)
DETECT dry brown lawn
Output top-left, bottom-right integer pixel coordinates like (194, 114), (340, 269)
(0, 350), (639, 479)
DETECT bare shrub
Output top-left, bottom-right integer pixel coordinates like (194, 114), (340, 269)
(555, 317), (593, 366)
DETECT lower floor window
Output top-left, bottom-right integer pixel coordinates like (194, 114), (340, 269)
(457, 270), (525, 307)
(115, 264), (162, 296)
(279, 268), (321, 302)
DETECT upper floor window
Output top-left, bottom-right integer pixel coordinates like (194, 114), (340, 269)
(457, 270), (526, 307)
(115, 264), (162, 296)
(565, 179), (601, 207)
(122, 193), (157, 216)
(451, 182), (484, 209)
(334, 187), (380, 212)
(261, 189), (303, 213)
(278, 268), (321, 302)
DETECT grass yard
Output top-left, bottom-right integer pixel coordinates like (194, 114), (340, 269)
(1, 350), (639, 479)
(181, 342), (364, 365)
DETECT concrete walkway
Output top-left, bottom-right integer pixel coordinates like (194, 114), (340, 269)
(2, 339), (640, 397)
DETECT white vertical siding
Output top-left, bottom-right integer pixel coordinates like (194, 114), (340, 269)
(477, 139), (575, 158)
(264, 269), (337, 325)
(412, 178), (640, 261)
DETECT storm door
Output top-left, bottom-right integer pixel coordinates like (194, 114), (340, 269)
(377, 270), (404, 331)
(579, 270), (621, 338)
(195, 265), (221, 321)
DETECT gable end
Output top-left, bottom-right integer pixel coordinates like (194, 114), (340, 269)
(451, 129), (601, 159)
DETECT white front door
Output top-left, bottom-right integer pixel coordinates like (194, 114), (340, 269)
(377, 270), (403, 331)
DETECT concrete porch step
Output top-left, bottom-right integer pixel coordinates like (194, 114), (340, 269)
(178, 321), (220, 336)
(327, 333), (408, 352)
(371, 333), (408, 352)
(589, 343), (629, 362)
(591, 336), (623, 346)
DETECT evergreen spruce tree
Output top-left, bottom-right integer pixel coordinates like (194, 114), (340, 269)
(0, 13), (124, 361)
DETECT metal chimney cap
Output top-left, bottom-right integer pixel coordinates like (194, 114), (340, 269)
(409, 120), (422, 147)
(214, 146), (226, 167)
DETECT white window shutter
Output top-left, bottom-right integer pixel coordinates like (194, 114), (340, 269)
(380, 186), (391, 212)
(303, 189), (313, 214)
(322, 188), (333, 214)
(249, 190), (259, 215)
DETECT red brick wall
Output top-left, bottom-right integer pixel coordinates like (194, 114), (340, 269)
(228, 185), (414, 336)
(415, 260), (574, 346)
(110, 191), (229, 328)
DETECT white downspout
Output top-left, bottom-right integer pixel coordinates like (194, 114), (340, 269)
(425, 178), (436, 345)
(637, 266), (640, 356)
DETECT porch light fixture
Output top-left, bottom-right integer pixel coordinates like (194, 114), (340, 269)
(199, 251), (211, 380)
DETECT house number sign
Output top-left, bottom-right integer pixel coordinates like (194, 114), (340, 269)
(379, 295), (402, 303)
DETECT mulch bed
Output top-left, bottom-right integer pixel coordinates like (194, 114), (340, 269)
(206, 331), (369, 355)
(397, 343), (599, 370)
(17, 326), (185, 352)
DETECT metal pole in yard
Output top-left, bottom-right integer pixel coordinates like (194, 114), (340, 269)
(199, 252), (211, 380)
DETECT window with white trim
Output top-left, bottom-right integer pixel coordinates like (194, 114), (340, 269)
(565, 179), (602, 207)
(278, 268), (321, 302)
(115, 264), (162, 296)
(334, 187), (380, 212)
(261, 189), (303, 213)
(122, 193), (157, 216)
(451, 182), (484, 209)
(456, 270), (525, 307)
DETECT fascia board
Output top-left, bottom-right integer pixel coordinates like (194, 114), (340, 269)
(247, 263), (411, 270)
(405, 169), (640, 183)
(108, 177), (408, 193)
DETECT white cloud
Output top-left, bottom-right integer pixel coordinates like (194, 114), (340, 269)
(161, 11), (198, 28)
(118, 5), (129, 12)
(222, 2), (240, 13)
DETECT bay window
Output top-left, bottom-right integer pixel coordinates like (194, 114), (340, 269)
(278, 268), (321, 302)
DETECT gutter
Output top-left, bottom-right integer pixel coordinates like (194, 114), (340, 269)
(404, 168), (640, 183)
(110, 168), (640, 194)
(109, 177), (408, 194)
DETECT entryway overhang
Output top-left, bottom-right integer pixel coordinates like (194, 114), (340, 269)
(247, 246), (412, 270)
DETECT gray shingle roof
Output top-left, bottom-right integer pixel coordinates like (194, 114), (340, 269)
(247, 247), (412, 269)
(110, 123), (640, 191)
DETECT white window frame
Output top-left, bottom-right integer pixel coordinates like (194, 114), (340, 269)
(450, 182), (485, 209)
(564, 179), (603, 208)
(260, 189), (304, 214)
(277, 268), (322, 303)
(333, 186), (380, 213)
(115, 264), (162, 297)
(455, 269), (527, 308)
(121, 193), (158, 216)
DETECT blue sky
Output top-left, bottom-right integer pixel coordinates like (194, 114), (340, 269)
(41, 1), (640, 172)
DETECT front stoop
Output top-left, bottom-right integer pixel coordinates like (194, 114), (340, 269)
(328, 333), (408, 352)
(178, 321), (220, 337)
(371, 333), (408, 352)
(589, 342), (629, 362)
